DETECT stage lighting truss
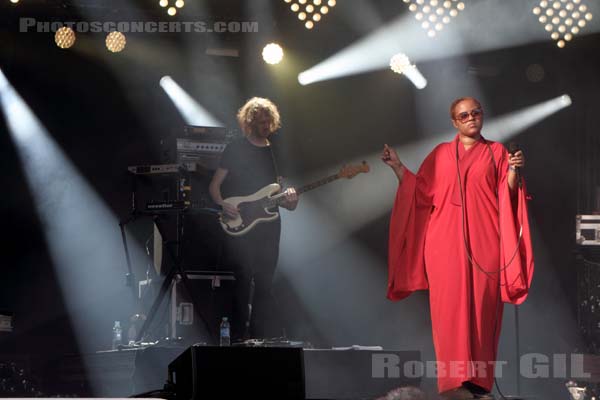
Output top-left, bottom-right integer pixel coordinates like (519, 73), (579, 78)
(159, 0), (184, 16)
(403, 0), (465, 38)
(533, 0), (592, 48)
(283, 0), (337, 30)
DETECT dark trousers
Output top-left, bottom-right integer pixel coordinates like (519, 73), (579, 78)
(225, 219), (283, 340)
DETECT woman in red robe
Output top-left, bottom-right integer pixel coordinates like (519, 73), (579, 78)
(381, 97), (534, 399)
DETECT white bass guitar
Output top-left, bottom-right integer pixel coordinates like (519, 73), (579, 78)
(220, 161), (370, 236)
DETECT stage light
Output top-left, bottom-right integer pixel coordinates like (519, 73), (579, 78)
(55, 26), (76, 49)
(159, 0), (185, 14)
(390, 53), (411, 72)
(284, 0), (335, 29)
(106, 31), (126, 53)
(159, 76), (224, 126)
(560, 94), (572, 106)
(534, 0), (592, 47)
(389, 53), (427, 89)
(10, 0), (19, 3)
(298, 72), (309, 85)
(262, 43), (284, 65)
(404, 0), (465, 38)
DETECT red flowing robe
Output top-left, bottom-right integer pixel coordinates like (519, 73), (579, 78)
(387, 135), (534, 393)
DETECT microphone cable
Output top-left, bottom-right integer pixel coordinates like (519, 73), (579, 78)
(454, 138), (527, 400)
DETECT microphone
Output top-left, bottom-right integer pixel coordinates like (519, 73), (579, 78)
(508, 142), (522, 188)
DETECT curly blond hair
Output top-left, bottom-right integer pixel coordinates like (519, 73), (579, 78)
(237, 97), (282, 136)
(449, 97), (482, 119)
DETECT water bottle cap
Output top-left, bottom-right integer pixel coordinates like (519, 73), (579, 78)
(222, 317), (228, 321)
(114, 321), (121, 327)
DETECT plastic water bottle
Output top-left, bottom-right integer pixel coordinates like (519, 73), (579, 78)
(219, 317), (230, 346)
(112, 321), (122, 350)
(127, 323), (137, 346)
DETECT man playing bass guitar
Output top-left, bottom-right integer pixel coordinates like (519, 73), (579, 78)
(209, 97), (298, 340)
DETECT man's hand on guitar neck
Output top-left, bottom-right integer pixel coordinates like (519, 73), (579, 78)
(280, 187), (299, 211)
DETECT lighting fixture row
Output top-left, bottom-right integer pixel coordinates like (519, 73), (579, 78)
(159, 0), (185, 17)
(284, 0), (337, 29)
(55, 27), (126, 52)
(533, 0), (593, 48)
(403, 0), (466, 38)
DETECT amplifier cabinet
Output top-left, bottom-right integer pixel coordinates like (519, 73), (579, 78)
(577, 215), (600, 246)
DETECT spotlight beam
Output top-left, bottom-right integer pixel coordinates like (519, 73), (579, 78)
(0, 69), (140, 362)
(159, 76), (224, 127)
(298, 12), (425, 85)
(481, 94), (572, 141)
(402, 65), (427, 89)
(298, 0), (600, 85)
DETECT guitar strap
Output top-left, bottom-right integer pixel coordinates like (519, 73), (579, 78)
(268, 141), (283, 186)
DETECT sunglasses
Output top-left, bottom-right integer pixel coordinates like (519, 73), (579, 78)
(454, 108), (483, 123)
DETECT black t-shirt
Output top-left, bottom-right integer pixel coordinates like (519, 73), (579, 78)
(219, 137), (278, 199)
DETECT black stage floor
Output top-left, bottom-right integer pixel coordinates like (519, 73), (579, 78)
(1, 345), (422, 399)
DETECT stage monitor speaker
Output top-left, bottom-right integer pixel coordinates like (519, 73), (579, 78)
(168, 345), (305, 400)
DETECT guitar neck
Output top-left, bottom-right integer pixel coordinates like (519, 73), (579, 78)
(297, 173), (340, 195)
(266, 173), (340, 208)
